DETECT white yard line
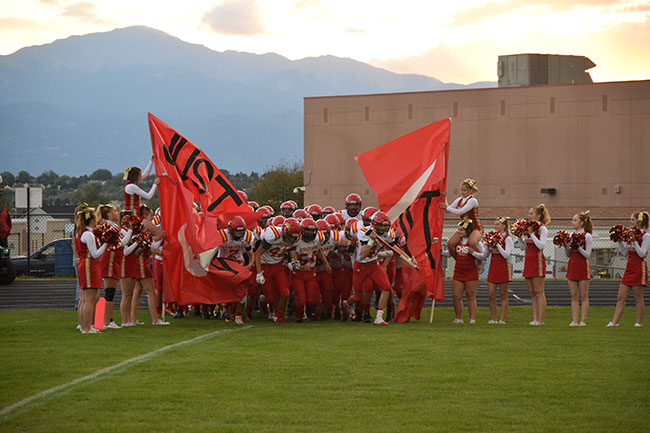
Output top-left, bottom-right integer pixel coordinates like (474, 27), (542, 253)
(0, 325), (254, 421)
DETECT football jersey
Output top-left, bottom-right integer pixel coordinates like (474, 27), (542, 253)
(217, 228), (254, 262)
(355, 225), (395, 264)
(295, 231), (325, 269)
(260, 224), (298, 265)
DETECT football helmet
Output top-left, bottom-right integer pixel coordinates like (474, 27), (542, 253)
(361, 206), (378, 226)
(282, 218), (301, 244)
(345, 193), (362, 217)
(271, 215), (286, 227)
(228, 216), (246, 240)
(321, 206), (335, 216)
(301, 218), (318, 242)
(293, 209), (311, 221)
(371, 211), (391, 235)
(324, 214), (340, 230)
(306, 204), (322, 221)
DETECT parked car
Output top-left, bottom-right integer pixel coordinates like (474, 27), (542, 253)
(12, 238), (74, 278)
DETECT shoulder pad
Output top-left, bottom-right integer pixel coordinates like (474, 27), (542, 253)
(332, 230), (339, 242)
(317, 231), (324, 242)
(268, 225), (280, 240)
(245, 230), (253, 243)
(218, 229), (228, 243)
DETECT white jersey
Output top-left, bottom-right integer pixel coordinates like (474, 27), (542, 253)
(339, 209), (362, 222)
(355, 225), (395, 264)
(217, 228), (254, 262)
(316, 230), (341, 272)
(260, 224), (298, 265)
(295, 231), (326, 270)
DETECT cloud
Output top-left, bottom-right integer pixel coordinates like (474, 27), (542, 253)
(60, 1), (109, 24)
(451, 0), (633, 26)
(0, 17), (40, 31)
(202, 0), (265, 36)
(344, 27), (366, 34)
(370, 16), (650, 84)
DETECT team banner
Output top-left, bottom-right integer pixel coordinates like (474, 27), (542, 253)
(355, 118), (450, 321)
(149, 113), (252, 305)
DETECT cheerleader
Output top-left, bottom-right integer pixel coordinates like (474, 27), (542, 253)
(97, 204), (132, 329)
(443, 179), (482, 255)
(486, 217), (513, 324)
(121, 205), (169, 326)
(123, 157), (157, 216)
(515, 204), (550, 326)
(443, 218), (486, 324)
(564, 211), (593, 326)
(75, 205), (108, 334)
(607, 212), (649, 327)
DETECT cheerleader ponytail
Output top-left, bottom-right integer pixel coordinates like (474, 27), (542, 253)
(462, 178), (478, 194)
(75, 203), (96, 236)
(536, 203), (551, 225)
(498, 216), (510, 235)
(636, 211), (649, 230)
(578, 210), (593, 234)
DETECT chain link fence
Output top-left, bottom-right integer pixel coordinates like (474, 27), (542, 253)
(441, 217), (629, 280)
(6, 211), (75, 277)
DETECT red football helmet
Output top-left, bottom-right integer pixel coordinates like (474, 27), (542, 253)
(306, 204), (322, 220)
(316, 219), (331, 242)
(321, 206), (335, 216)
(257, 206), (273, 228)
(280, 201), (297, 217)
(248, 201), (259, 210)
(271, 215), (286, 227)
(324, 214), (340, 229)
(237, 190), (248, 203)
(371, 211), (391, 235)
(361, 206), (378, 226)
(282, 218), (301, 244)
(293, 209), (311, 221)
(301, 218), (318, 242)
(335, 213), (345, 226)
(345, 217), (358, 237)
(228, 216), (246, 240)
(345, 193), (362, 217)
(260, 205), (275, 217)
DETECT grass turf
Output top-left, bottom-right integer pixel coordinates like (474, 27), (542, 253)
(0, 306), (648, 433)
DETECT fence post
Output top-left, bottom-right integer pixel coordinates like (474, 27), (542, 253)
(26, 186), (30, 276)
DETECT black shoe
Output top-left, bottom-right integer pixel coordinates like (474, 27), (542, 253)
(363, 312), (372, 323)
(174, 311), (184, 319)
(202, 312), (211, 320)
(334, 308), (341, 320)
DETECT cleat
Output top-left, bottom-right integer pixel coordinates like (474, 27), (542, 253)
(234, 316), (244, 325)
(363, 312), (372, 323)
(153, 320), (170, 326)
(173, 310), (184, 319)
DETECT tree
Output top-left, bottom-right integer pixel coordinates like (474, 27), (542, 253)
(70, 184), (108, 207)
(36, 170), (59, 186)
(15, 170), (34, 185)
(1, 171), (15, 187)
(90, 169), (113, 181)
(249, 161), (304, 211)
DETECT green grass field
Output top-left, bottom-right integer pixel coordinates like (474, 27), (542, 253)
(0, 306), (648, 433)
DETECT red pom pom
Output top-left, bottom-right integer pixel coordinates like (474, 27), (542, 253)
(93, 223), (121, 249)
(609, 225), (625, 242)
(553, 230), (571, 247)
(484, 230), (503, 248)
(511, 219), (528, 237)
(570, 232), (586, 250)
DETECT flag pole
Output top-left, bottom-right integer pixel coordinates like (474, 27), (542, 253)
(429, 298), (435, 323)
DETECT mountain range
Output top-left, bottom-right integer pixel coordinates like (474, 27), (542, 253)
(0, 26), (495, 176)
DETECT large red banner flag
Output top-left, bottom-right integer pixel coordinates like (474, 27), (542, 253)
(355, 118), (450, 321)
(148, 113), (252, 305)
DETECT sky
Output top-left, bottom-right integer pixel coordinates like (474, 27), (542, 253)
(0, 0), (649, 84)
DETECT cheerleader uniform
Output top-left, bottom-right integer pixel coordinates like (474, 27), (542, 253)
(446, 196), (483, 232)
(487, 234), (513, 284)
(124, 159), (156, 216)
(122, 238), (153, 280)
(564, 230), (592, 281)
(76, 228), (108, 289)
(516, 225), (548, 278)
(619, 231), (650, 287)
(450, 238), (485, 282)
(100, 222), (132, 279)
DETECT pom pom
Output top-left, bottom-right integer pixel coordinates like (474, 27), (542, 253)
(122, 214), (143, 234)
(511, 219), (528, 237)
(570, 232), (586, 250)
(609, 224), (625, 242)
(131, 230), (152, 256)
(623, 226), (643, 245)
(528, 221), (540, 235)
(553, 230), (571, 247)
(93, 223), (122, 249)
(484, 230), (503, 248)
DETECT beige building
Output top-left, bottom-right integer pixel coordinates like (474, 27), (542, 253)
(303, 79), (650, 218)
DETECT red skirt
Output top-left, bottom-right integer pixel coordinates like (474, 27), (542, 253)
(78, 256), (102, 289)
(621, 251), (648, 287)
(567, 250), (590, 281)
(488, 253), (511, 283)
(523, 241), (545, 278)
(100, 248), (123, 279)
(122, 251), (153, 279)
(453, 254), (478, 282)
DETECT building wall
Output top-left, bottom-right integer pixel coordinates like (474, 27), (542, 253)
(304, 80), (650, 212)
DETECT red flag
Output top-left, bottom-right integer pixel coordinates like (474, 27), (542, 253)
(355, 119), (450, 322)
(149, 113), (252, 305)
